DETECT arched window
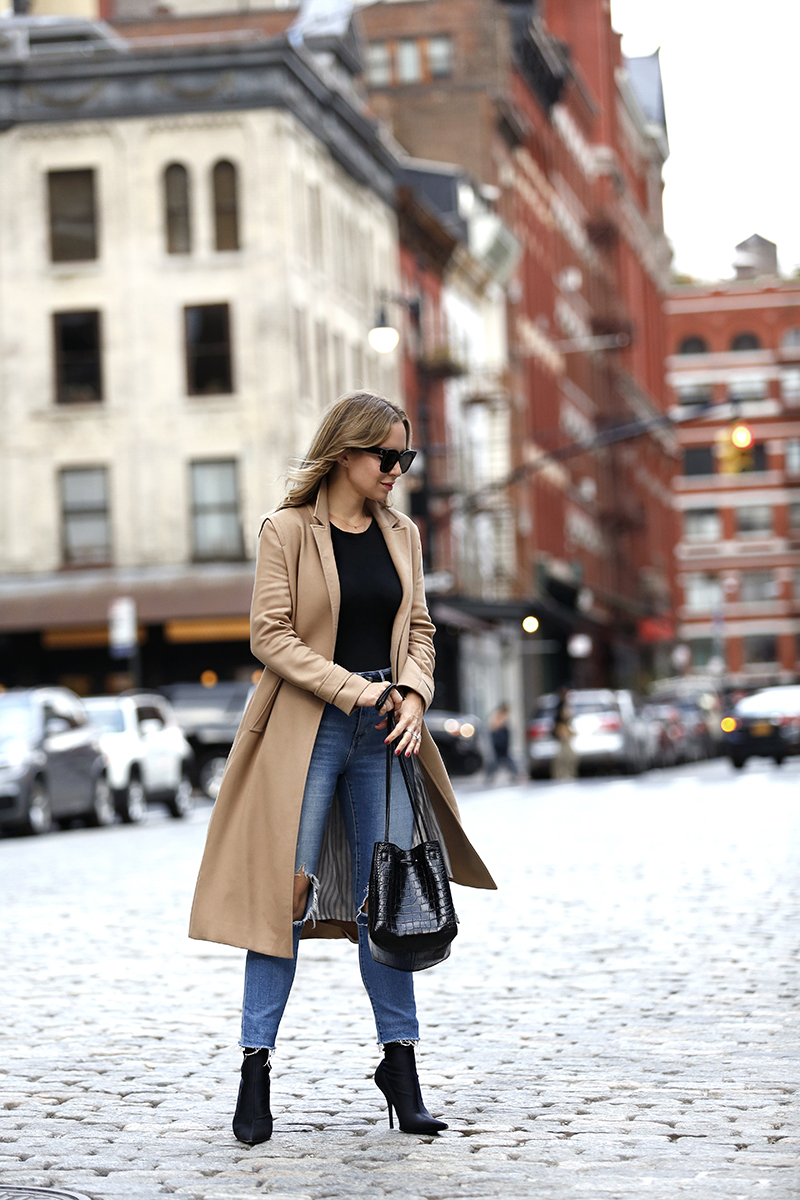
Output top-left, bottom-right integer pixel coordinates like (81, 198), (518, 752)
(780, 327), (800, 352)
(678, 336), (707, 355)
(731, 332), (761, 351)
(164, 163), (191, 255)
(213, 160), (239, 252)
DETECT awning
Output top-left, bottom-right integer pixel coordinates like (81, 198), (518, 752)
(0, 562), (255, 633)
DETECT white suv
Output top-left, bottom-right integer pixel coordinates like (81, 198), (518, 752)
(84, 694), (194, 823)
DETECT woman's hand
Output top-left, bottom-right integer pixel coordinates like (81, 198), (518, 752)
(355, 682), (403, 718)
(382, 690), (425, 757)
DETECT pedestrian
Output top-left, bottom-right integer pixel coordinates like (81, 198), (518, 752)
(485, 702), (519, 781)
(189, 391), (496, 1145)
(551, 686), (577, 781)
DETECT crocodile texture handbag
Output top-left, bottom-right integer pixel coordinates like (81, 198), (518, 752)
(367, 708), (458, 972)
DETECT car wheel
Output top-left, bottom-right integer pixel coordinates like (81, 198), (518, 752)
(116, 774), (147, 824)
(731, 755), (747, 770)
(198, 755), (227, 800)
(167, 772), (195, 819)
(87, 775), (116, 827)
(24, 780), (53, 836)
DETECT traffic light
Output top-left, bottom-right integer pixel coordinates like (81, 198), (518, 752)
(717, 424), (754, 473)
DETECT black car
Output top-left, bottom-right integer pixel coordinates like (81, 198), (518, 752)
(0, 688), (112, 835)
(721, 685), (800, 768)
(160, 681), (252, 798)
(424, 710), (485, 776)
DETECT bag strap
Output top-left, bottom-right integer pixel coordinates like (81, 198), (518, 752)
(382, 710), (432, 845)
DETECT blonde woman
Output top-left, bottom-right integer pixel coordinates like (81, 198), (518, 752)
(189, 392), (496, 1143)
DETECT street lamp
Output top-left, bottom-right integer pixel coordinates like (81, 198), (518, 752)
(368, 294), (421, 354)
(367, 306), (400, 354)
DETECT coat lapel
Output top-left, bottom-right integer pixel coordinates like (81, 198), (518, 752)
(310, 481), (341, 630)
(371, 501), (413, 678)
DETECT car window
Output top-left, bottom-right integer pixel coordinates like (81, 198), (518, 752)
(0, 695), (36, 741)
(85, 702), (126, 733)
(136, 705), (165, 727)
(570, 698), (620, 715)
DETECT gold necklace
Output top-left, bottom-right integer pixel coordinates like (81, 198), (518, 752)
(330, 512), (371, 533)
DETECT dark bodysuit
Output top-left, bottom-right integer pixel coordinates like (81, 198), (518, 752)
(330, 519), (402, 671)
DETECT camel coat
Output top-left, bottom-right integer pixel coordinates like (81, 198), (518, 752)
(188, 481), (497, 958)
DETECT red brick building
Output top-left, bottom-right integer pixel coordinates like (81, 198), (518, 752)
(360, 0), (676, 691)
(666, 236), (800, 685)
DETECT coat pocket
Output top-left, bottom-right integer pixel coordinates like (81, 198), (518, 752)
(247, 674), (282, 732)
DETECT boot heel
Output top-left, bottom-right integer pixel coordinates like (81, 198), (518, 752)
(386, 1100), (394, 1129)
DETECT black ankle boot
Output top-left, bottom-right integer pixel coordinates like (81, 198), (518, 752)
(232, 1048), (273, 1144)
(374, 1043), (448, 1134)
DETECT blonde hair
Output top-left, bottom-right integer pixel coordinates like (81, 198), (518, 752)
(281, 391), (412, 509)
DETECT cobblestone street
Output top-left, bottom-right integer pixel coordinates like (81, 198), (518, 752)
(1, 757), (798, 1199)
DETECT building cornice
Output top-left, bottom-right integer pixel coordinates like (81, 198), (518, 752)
(0, 36), (397, 205)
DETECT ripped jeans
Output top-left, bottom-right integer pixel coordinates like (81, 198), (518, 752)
(240, 673), (419, 1049)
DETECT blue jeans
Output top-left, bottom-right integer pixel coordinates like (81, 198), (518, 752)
(240, 672), (419, 1049)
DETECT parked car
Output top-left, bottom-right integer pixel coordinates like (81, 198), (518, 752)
(639, 702), (683, 768)
(721, 685), (800, 769)
(160, 682), (252, 798)
(84, 694), (194, 821)
(424, 710), (485, 776)
(527, 689), (645, 778)
(0, 688), (112, 835)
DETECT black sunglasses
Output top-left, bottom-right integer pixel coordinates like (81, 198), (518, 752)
(360, 446), (417, 474)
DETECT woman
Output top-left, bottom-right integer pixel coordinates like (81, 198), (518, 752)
(189, 392), (496, 1144)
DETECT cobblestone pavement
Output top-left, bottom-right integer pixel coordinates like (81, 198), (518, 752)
(1, 756), (799, 1200)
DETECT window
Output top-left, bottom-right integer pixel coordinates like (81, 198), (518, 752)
(740, 570), (776, 602)
(164, 163), (191, 255)
(789, 502), (800, 531)
(744, 443), (768, 473)
(678, 336), (707, 355)
(315, 321), (329, 407)
(730, 332), (760, 351)
(351, 341), (365, 388)
(427, 35), (453, 77)
(212, 161), (239, 252)
(60, 466), (111, 566)
(728, 375), (766, 402)
(689, 638), (715, 668)
(781, 327), (800, 354)
(292, 307), (310, 398)
(48, 169), (97, 262)
(683, 508), (721, 541)
(743, 634), (777, 664)
(53, 311), (102, 404)
(307, 182), (323, 265)
(683, 446), (714, 476)
(366, 41), (391, 86)
(332, 332), (346, 397)
(676, 383), (713, 407)
(736, 505), (772, 536)
(190, 460), (243, 561)
(184, 304), (233, 395)
(397, 39), (421, 82)
(684, 573), (722, 611)
(786, 439), (800, 474)
(782, 369), (800, 402)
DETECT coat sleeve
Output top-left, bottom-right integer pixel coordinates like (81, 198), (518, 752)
(395, 521), (437, 710)
(250, 518), (371, 714)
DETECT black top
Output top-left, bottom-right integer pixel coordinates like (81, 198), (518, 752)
(330, 519), (403, 671)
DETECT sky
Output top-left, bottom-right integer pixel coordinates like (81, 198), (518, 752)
(609, 0), (800, 283)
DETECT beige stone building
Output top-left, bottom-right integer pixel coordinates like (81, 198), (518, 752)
(0, 19), (400, 690)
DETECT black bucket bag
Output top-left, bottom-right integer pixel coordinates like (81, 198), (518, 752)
(367, 700), (458, 972)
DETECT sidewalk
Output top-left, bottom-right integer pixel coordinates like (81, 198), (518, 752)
(1, 760), (798, 1198)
